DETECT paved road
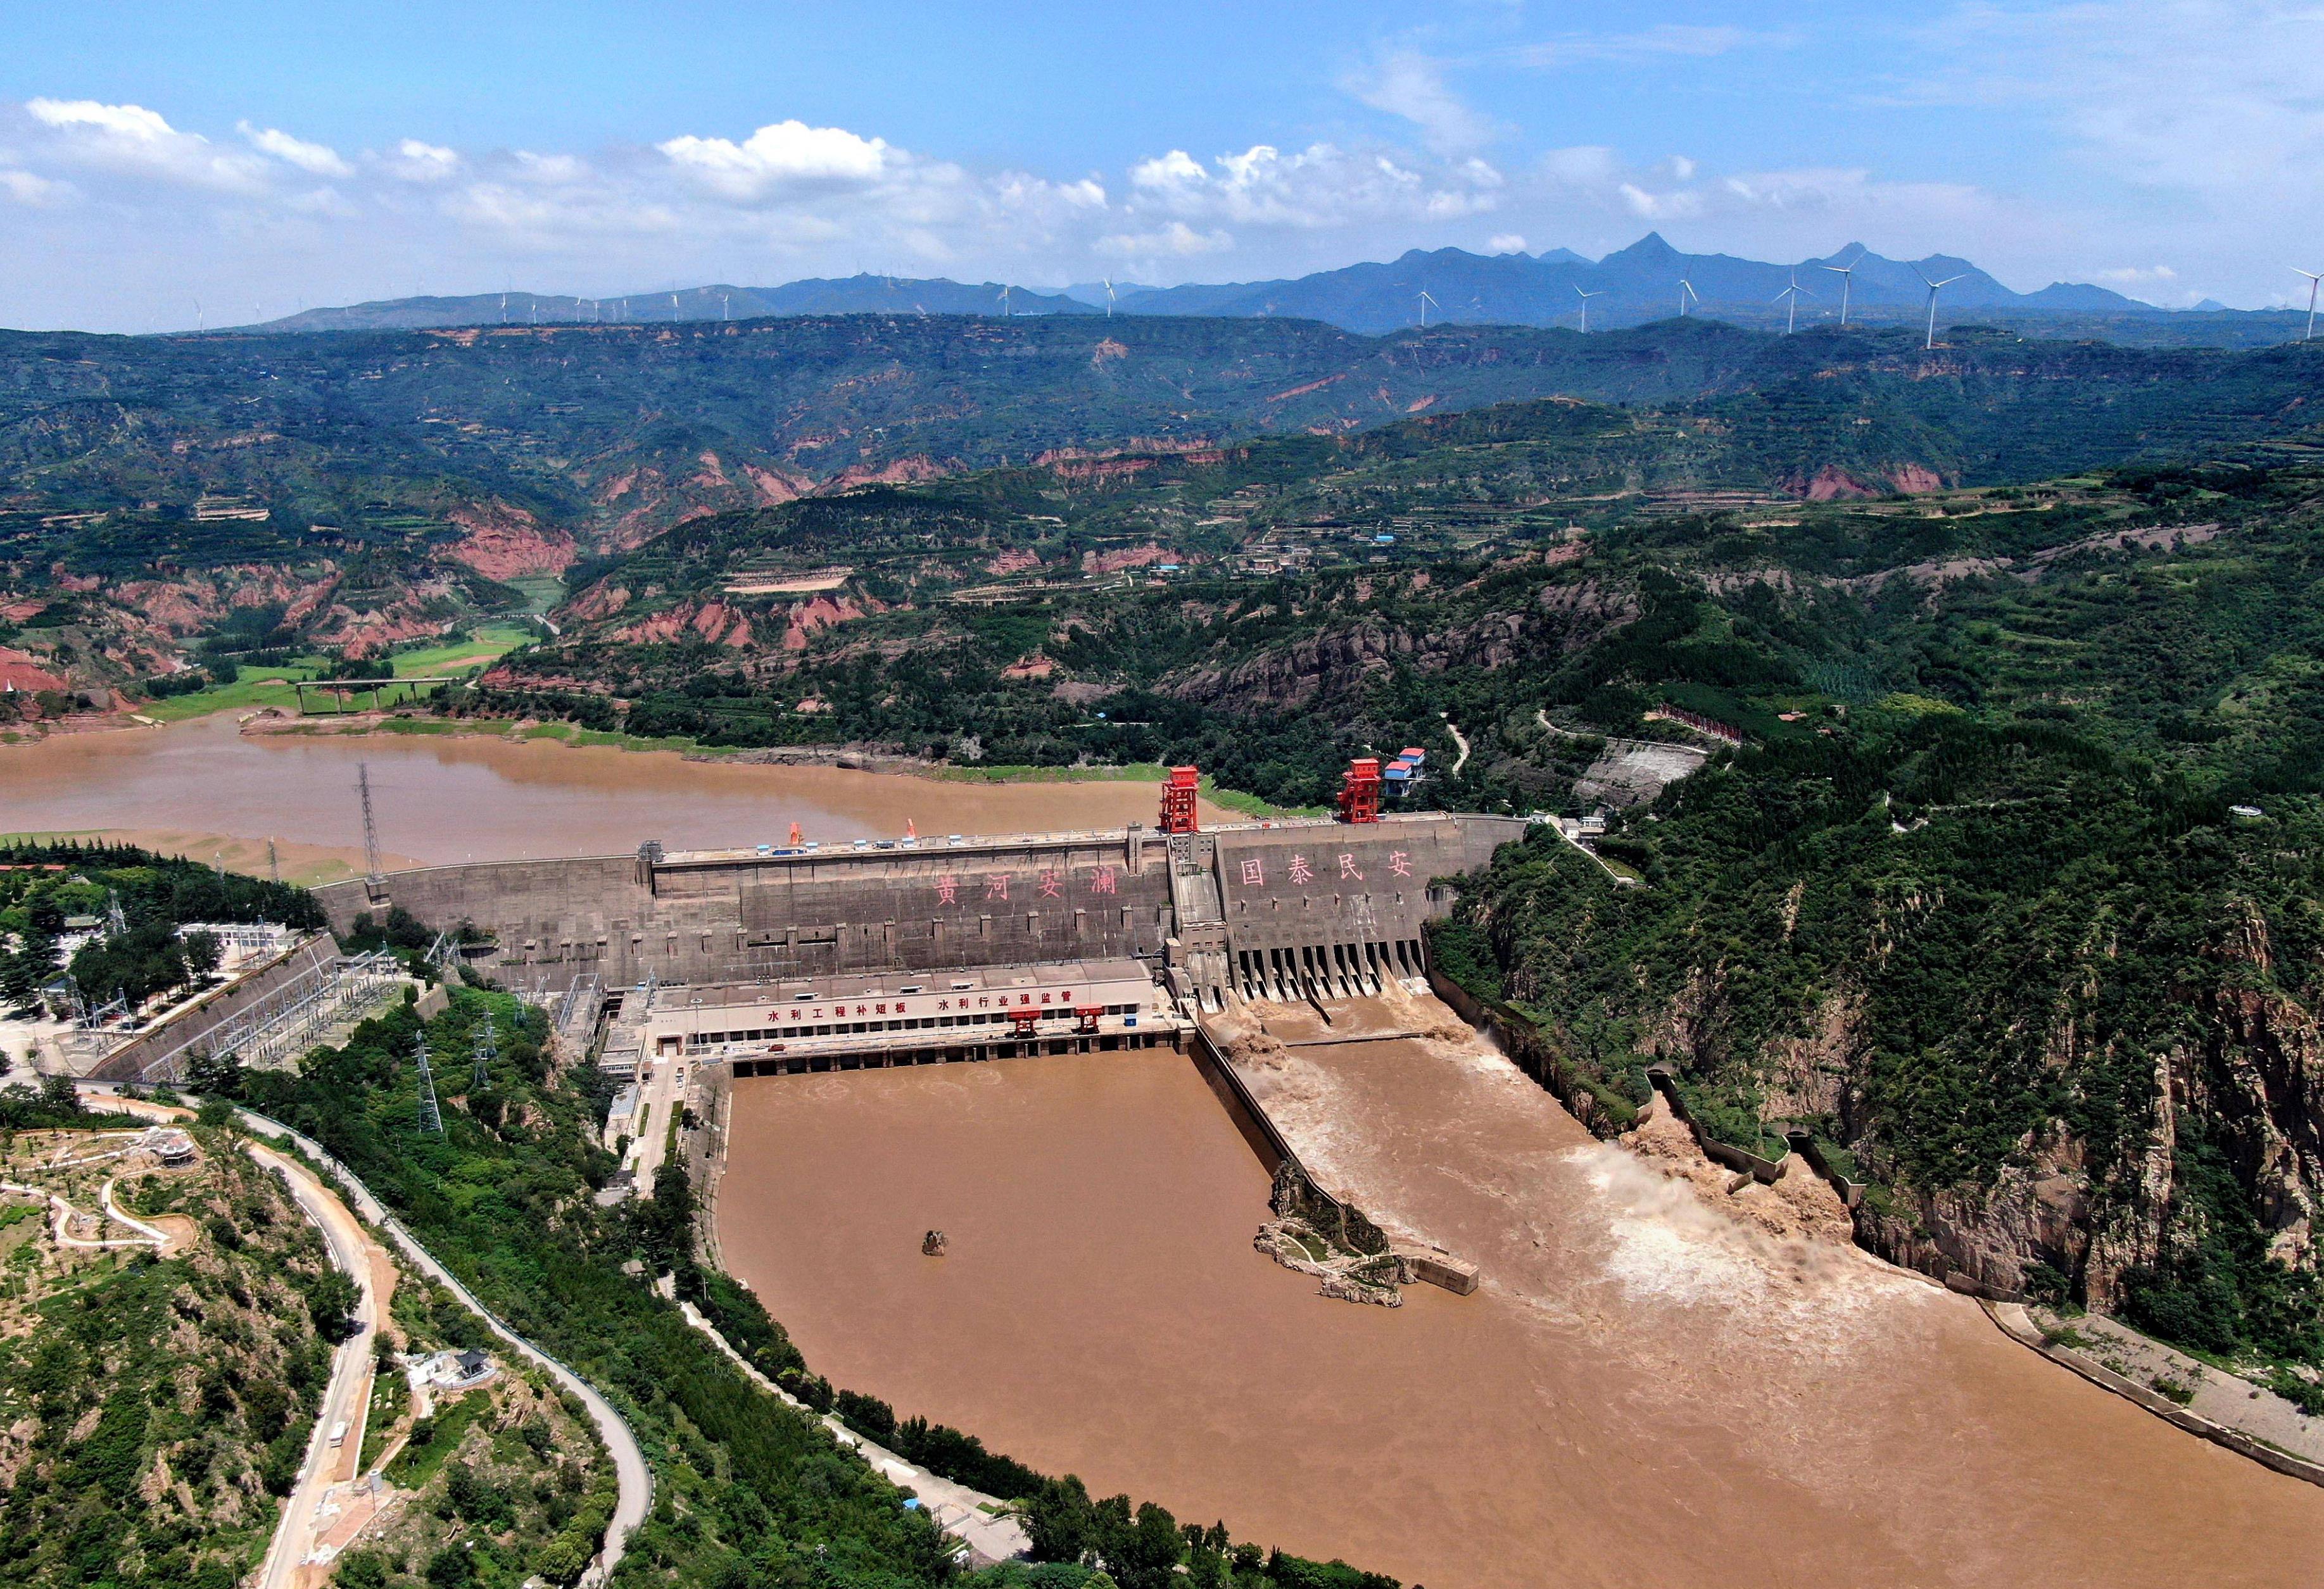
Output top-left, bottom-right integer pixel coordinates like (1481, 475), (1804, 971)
(84, 1091), (386, 1589)
(229, 1107), (654, 1589)
(247, 1133), (385, 1589)
(626, 1053), (684, 1194)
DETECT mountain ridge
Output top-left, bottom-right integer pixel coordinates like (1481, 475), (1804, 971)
(225, 235), (2254, 340)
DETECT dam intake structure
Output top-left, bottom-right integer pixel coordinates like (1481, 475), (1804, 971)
(305, 768), (1523, 1299)
(310, 808), (1527, 1006)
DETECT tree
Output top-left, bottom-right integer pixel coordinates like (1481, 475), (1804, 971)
(424, 1545), (474, 1589)
(1, 928), (58, 1012)
(635, 1159), (697, 1274)
(182, 930), (222, 981)
(38, 1072), (80, 1117)
(1025, 1474), (1094, 1564)
(303, 1269), (362, 1343)
(1117, 1501), (1185, 1589)
(187, 1047), (244, 1100)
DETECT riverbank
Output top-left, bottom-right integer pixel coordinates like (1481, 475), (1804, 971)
(241, 707), (1310, 815)
(0, 710), (1246, 870)
(1985, 1300), (2324, 1486)
(0, 827), (419, 888)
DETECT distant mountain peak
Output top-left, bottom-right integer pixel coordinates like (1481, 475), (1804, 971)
(1610, 232), (1682, 261)
(237, 234), (2168, 339)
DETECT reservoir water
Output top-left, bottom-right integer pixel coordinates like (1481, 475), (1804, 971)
(0, 714), (1227, 877)
(719, 1021), (2324, 1589)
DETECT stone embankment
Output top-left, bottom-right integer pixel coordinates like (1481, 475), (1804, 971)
(1986, 1301), (2324, 1490)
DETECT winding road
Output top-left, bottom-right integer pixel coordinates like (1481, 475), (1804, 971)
(74, 1084), (651, 1589)
(246, 1131), (386, 1589)
(231, 1107), (652, 1589)
(1441, 714), (1471, 774)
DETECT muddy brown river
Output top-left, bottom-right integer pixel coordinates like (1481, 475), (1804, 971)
(720, 1019), (2324, 1589)
(15, 714), (2321, 1582)
(0, 713), (1228, 877)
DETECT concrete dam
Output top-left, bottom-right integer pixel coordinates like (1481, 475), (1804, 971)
(311, 812), (1529, 1009)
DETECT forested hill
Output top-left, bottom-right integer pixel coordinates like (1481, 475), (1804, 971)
(465, 363), (2324, 1394)
(9, 315), (2324, 572)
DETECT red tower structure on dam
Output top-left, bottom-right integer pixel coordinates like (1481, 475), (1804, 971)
(1337, 758), (1383, 824)
(1160, 765), (1201, 834)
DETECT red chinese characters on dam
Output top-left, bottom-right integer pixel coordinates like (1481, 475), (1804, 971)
(764, 990), (1075, 1022)
(927, 865), (1119, 908)
(1237, 851), (1412, 889)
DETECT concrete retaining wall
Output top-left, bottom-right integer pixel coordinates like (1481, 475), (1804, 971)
(1424, 964), (1638, 1141)
(84, 935), (339, 1083)
(1983, 1302), (2324, 1489)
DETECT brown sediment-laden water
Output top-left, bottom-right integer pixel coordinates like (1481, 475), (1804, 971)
(719, 999), (2324, 1589)
(0, 712), (1226, 871)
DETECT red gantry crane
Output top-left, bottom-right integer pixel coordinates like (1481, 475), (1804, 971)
(1160, 765), (1201, 834)
(1337, 758), (1382, 824)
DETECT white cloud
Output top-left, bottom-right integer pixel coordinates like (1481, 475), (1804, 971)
(0, 168), (66, 205)
(1910, 3), (2324, 193)
(1342, 49), (1500, 154)
(1096, 220), (1230, 258)
(1486, 233), (1527, 253)
(389, 138), (460, 182)
(1511, 25), (1765, 70)
(1619, 182), (1703, 220)
(514, 151), (588, 184)
(994, 172), (1107, 219)
(2096, 263), (2179, 284)
(1538, 146), (1621, 186)
(25, 97), (265, 191)
(1129, 141), (1500, 229)
(1669, 155), (1698, 180)
(657, 119), (892, 198)
(238, 122), (351, 177)
(28, 97), (175, 141)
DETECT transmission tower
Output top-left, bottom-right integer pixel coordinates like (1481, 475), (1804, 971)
(414, 1037), (443, 1134)
(471, 1019), (495, 1092)
(104, 890), (128, 940)
(357, 763), (385, 898)
(267, 838), (280, 885)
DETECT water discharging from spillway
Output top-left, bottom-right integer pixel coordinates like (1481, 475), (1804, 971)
(718, 993), (2324, 1589)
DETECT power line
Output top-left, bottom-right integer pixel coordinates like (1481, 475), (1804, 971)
(415, 1037), (443, 1134)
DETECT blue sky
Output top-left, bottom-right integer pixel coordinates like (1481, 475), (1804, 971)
(0, 1), (2308, 329)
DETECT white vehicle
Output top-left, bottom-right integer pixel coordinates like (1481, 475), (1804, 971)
(329, 1419), (349, 1448)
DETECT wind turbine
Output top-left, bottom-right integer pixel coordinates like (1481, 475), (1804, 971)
(1417, 287), (1438, 327)
(2295, 268), (2323, 342)
(1574, 284), (1605, 332)
(194, 298), (204, 332)
(997, 284), (1013, 317)
(1773, 269), (1814, 334)
(1819, 253), (1860, 326)
(1914, 265), (1966, 350)
(1679, 277), (1700, 317)
(1103, 276), (1116, 317)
